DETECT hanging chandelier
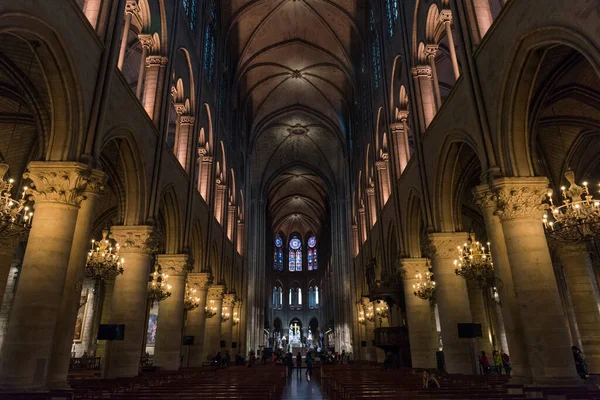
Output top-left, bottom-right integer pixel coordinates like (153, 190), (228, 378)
(205, 299), (218, 318)
(183, 283), (201, 311)
(232, 310), (240, 326)
(364, 304), (375, 322)
(85, 230), (124, 281)
(375, 301), (389, 319)
(148, 265), (171, 305)
(221, 310), (231, 323)
(413, 270), (436, 304)
(454, 234), (496, 289)
(357, 309), (366, 325)
(0, 163), (33, 242)
(543, 170), (600, 243)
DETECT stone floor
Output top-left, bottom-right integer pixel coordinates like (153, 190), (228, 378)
(281, 370), (324, 399)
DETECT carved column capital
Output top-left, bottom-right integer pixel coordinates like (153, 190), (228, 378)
(400, 258), (430, 279)
(145, 55), (167, 67)
(365, 187), (375, 196)
(411, 65), (432, 78)
(138, 34), (153, 49)
(174, 103), (186, 115)
(492, 177), (549, 221)
(472, 184), (496, 211)
(110, 225), (159, 255)
(125, 0), (140, 15)
(23, 162), (93, 207)
(439, 9), (453, 24)
(202, 156), (214, 164)
(424, 44), (439, 58)
(157, 254), (192, 276)
(425, 232), (468, 261)
(207, 284), (225, 301)
(180, 115), (195, 125)
(187, 272), (212, 290)
(375, 160), (387, 170)
(222, 293), (236, 308)
(389, 122), (404, 133)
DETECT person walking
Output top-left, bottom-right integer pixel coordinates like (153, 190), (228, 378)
(296, 352), (302, 377)
(305, 351), (313, 381)
(286, 351), (294, 378)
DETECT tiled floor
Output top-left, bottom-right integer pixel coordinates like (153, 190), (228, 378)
(281, 370), (324, 399)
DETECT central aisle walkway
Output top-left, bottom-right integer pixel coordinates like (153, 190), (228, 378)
(281, 372), (324, 400)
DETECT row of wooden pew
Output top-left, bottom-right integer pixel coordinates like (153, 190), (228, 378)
(317, 364), (600, 400)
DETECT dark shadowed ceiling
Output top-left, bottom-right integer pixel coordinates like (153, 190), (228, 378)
(225, 0), (365, 237)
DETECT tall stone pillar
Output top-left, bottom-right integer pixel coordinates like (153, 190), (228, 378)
(185, 272), (211, 367)
(401, 258), (438, 368)
(117, 1), (137, 70)
(556, 242), (600, 373)
(358, 206), (367, 244)
(366, 187), (377, 228)
(351, 223), (359, 257)
(361, 297), (377, 362)
(175, 115), (195, 173)
(221, 294), (236, 353)
(142, 55), (167, 122)
(153, 255), (190, 371)
(424, 44), (442, 109)
(199, 154), (213, 202)
(389, 117), (410, 176)
(411, 66), (436, 129)
(106, 225), (157, 378)
(232, 301), (242, 353)
(135, 34), (152, 100)
(227, 205), (236, 241)
(428, 232), (473, 374)
(0, 245), (17, 310)
(466, 281), (493, 357)
(236, 221), (244, 255)
(375, 158), (391, 207)
(473, 184), (530, 380)
(440, 10), (461, 80)
(0, 162), (89, 390)
(47, 170), (105, 388)
(215, 183), (227, 225)
(203, 285), (224, 360)
(492, 177), (579, 384)
(95, 280), (115, 359)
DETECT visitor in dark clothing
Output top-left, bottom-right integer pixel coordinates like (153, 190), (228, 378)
(479, 351), (490, 375)
(213, 351), (222, 365)
(305, 352), (313, 380)
(423, 370), (440, 389)
(572, 346), (588, 378)
(286, 352), (294, 377)
(296, 352), (302, 377)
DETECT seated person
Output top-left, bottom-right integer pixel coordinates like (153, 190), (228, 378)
(422, 370), (440, 389)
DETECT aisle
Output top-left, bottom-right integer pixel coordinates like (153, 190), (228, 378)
(281, 370), (324, 400)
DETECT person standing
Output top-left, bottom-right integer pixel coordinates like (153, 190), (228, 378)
(296, 352), (302, 377)
(501, 350), (511, 375)
(479, 351), (490, 375)
(492, 350), (503, 374)
(286, 352), (294, 377)
(305, 351), (313, 381)
(572, 346), (588, 379)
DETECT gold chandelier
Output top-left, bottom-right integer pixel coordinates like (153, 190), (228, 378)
(454, 234), (495, 289)
(233, 310), (240, 326)
(357, 308), (366, 325)
(365, 304), (375, 322)
(183, 283), (201, 311)
(85, 230), (124, 281)
(543, 170), (600, 243)
(413, 270), (436, 304)
(148, 265), (171, 305)
(0, 163), (33, 241)
(221, 310), (231, 323)
(205, 299), (218, 318)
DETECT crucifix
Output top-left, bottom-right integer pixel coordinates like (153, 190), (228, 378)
(290, 323), (300, 336)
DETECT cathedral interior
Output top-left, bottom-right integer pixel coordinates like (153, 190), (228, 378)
(0, 0), (600, 398)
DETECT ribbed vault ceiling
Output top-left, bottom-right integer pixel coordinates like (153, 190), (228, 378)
(225, 0), (364, 236)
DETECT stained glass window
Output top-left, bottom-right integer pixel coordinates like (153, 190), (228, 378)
(385, 0), (399, 39)
(370, 8), (382, 90)
(203, 2), (217, 85)
(289, 236), (302, 271)
(182, 0), (197, 32)
(308, 235), (317, 271)
(274, 234), (283, 271)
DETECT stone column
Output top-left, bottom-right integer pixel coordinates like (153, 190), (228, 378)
(492, 177), (579, 384)
(375, 158), (391, 207)
(185, 272), (211, 367)
(411, 66), (436, 128)
(221, 294), (236, 353)
(428, 232), (473, 374)
(366, 187), (377, 228)
(361, 297), (376, 362)
(236, 221), (244, 255)
(358, 206), (367, 244)
(0, 245), (17, 310)
(95, 280), (115, 359)
(424, 44), (442, 109)
(176, 115), (195, 173)
(232, 301), (242, 352)
(472, 0), (493, 38)
(0, 162), (89, 390)
(227, 205), (236, 241)
(215, 183), (227, 225)
(473, 184), (530, 380)
(117, 1), (138, 70)
(466, 281), (493, 357)
(106, 225), (157, 378)
(203, 285), (224, 360)
(199, 155), (213, 202)
(390, 117), (410, 176)
(351, 223), (359, 257)
(556, 242), (600, 373)
(401, 258), (438, 368)
(142, 55), (167, 122)
(135, 34), (152, 100)
(47, 170), (105, 388)
(153, 255), (190, 371)
(440, 10), (461, 80)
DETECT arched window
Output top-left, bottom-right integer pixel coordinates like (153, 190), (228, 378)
(385, 0), (399, 39)
(182, 0), (197, 31)
(298, 288), (302, 306)
(274, 234), (283, 271)
(308, 235), (318, 271)
(278, 287), (283, 309)
(370, 8), (382, 90)
(272, 286), (282, 309)
(272, 287), (277, 308)
(309, 286), (319, 309)
(203, 2), (217, 85)
(315, 286), (319, 306)
(289, 288), (293, 306)
(289, 236), (302, 272)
